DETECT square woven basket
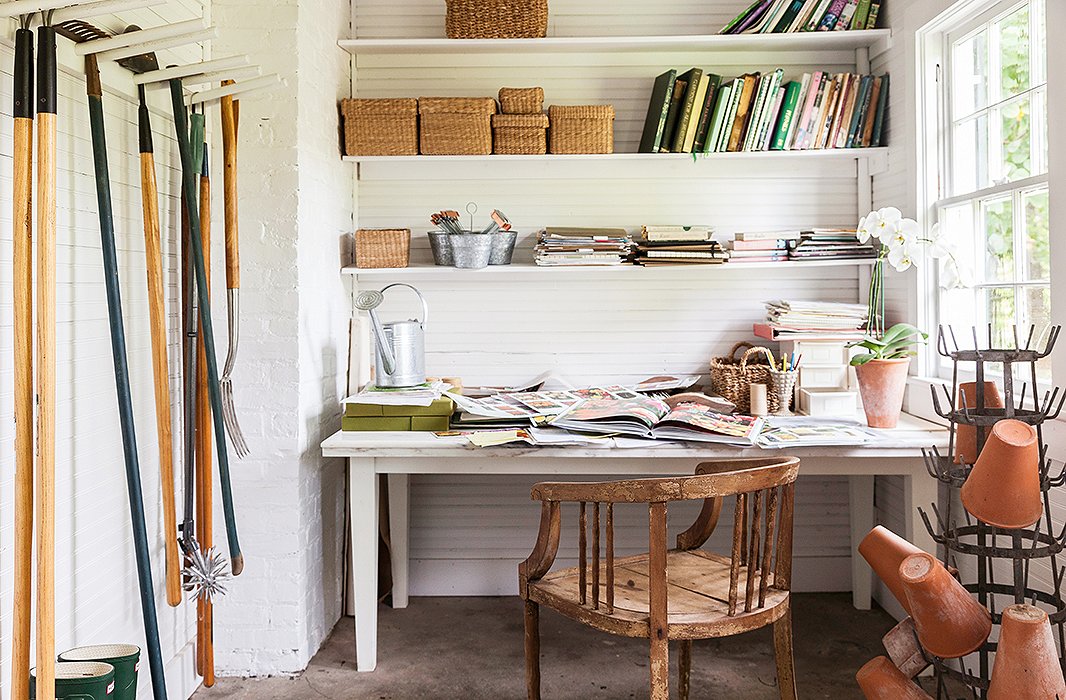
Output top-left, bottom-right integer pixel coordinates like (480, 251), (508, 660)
(445, 0), (548, 39)
(341, 98), (418, 156)
(548, 104), (615, 154)
(419, 97), (497, 155)
(492, 113), (548, 155)
(354, 229), (411, 269)
(499, 87), (544, 114)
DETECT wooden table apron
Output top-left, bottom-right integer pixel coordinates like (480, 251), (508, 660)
(323, 427), (946, 673)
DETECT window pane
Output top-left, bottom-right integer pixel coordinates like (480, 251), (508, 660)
(985, 287), (1016, 348)
(996, 4), (1031, 99)
(952, 114), (989, 194)
(939, 203), (977, 286)
(953, 29), (989, 116)
(997, 95), (1032, 182)
(1023, 285), (1053, 380)
(981, 197), (1014, 283)
(1023, 187), (1050, 281)
(1033, 0), (1047, 84)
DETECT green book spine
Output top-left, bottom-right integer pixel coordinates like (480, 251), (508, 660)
(871, 74), (889, 146)
(659, 79), (686, 153)
(672, 68), (704, 152)
(692, 75), (722, 152)
(851, 75), (875, 147)
(704, 83), (733, 153)
(638, 69), (677, 153)
(852, 0), (872, 29)
(845, 75), (871, 148)
(722, 0), (766, 33)
(865, 1), (880, 28)
(771, 81), (803, 150)
(772, 0), (807, 32)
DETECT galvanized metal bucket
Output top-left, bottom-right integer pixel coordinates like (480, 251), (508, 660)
(449, 233), (493, 269)
(489, 230), (517, 265)
(427, 230), (453, 266)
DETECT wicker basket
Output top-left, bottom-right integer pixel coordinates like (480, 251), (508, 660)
(499, 87), (544, 114)
(354, 229), (411, 269)
(709, 342), (781, 414)
(492, 113), (548, 155)
(419, 97), (497, 155)
(548, 104), (615, 154)
(445, 0), (548, 39)
(341, 98), (418, 156)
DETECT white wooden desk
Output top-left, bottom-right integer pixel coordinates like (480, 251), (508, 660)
(321, 413), (948, 672)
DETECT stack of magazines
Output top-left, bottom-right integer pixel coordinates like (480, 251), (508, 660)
(765, 299), (869, 332)
(634, 225), (727, 266)
(534, 227), (633, 266)
(788, 228), (878, 260)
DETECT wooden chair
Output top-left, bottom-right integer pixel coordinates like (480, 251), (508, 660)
(518, 456), (800, 700)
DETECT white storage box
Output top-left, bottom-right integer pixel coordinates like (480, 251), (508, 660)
(799, 388), (858, 417)
(786, 340), (851, 366)
(798, 365), (850, 389)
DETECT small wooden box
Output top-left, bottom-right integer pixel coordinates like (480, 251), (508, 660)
(341, 98), (418, 156)
(418, 97), (497, 155)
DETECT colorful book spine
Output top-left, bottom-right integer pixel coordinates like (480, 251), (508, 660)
(834, 0), (858, 30)
(659, 79), (686, 153)
(804, 0), (833, 31)
(817, 0), (848, 30)
(771, 80), (803, 150)
(845, 75), (872, 147)
(704, 83), (734, 153)
(772, 0), (807, 32)
(783, 73), (812, 148)
(761, 86), (786, 150)
(852, 0), (872, 30)
(865, 1), (880, 29)
(672, 68), (704, 152)
(791, 71), (823, 149)
(871, 74), (889, 146)
(692, 75), (722, 153)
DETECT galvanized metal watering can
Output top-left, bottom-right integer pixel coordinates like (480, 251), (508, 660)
(355, 283), (428, 388)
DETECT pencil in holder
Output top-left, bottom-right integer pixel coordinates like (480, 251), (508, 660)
(769, 370), (798, 416)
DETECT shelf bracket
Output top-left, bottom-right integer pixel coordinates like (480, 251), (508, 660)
(869, 31), (893, 62)
(866, 149), (890, 176)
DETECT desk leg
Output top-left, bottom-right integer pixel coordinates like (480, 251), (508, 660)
(350, 458), (379, 672)
(848, 475), (875, 610)
(388, 473), (410, 609)
(905, 472), (939, 559)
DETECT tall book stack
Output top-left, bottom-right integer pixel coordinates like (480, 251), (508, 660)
(634, 226), (726, 266)
(639, 67), (889, 155)
(788, 228), (877, 260)
(534, 227), (633, 266)
(720, 0), (883, 35)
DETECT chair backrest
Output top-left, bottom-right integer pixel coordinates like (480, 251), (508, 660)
(519, 456), (800, 620)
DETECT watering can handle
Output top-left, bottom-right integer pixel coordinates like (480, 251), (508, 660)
(380, 283), (429, 326)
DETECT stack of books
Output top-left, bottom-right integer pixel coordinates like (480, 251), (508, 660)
(725, 231), (798, 263)
(634, 225), (726, 266)
(763, 299), (869, 334)
(788, 228), (878, 260)
(639, 67), (889, 155)
(721, 0), (882, 35)
(534, 227), (633, 266)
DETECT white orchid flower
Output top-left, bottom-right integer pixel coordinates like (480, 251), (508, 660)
(857, 214), (871, 243)
(886, 217), (920, 251)
(858, 210), (883, 241)
(875, 207), (902, 238)
(888, 243), (915, 272)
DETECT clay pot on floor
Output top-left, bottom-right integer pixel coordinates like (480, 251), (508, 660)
(899, 552), (991, 659)
(854, 358), (910, 429)
(960, 419), (1041, 529)
(955, 381), (1003, 464)
(988, 604), (1066, 700)
(856, 656), (933, 699)
(858, 526), (922, 614)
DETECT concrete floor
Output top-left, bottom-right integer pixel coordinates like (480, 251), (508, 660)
(195, 593), (915, 699)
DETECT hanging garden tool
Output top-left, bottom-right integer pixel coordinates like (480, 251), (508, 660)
(54, 19), (169, 700)
(113, 25), (181, 609)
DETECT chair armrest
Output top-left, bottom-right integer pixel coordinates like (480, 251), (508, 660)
(518, 501), (561, 597)
(676, 497), (723, 550)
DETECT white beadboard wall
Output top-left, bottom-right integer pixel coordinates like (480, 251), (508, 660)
(0, 4), (208, 698)
(351, 0), (884, 596)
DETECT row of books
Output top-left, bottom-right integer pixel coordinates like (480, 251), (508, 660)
(721, 0), (882, 34)
(534, 227), (633, 266)
(639, 67), (889, 155)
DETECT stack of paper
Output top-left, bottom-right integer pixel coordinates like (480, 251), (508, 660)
(342, 380), (452, 407)
(764, 299), (869, 332)
(535, 227), (633, 266)
(788, 229), (878, 261)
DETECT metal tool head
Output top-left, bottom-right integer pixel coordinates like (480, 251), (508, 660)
(354, 289), (385, 312)
(115, 24), (158, 74)
(54, 18), (109, 43)
(182, 545), (230, 602)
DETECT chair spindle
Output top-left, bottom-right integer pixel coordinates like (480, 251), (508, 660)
(592, 502), (601, 609)
(745, 489), (763, 613)
(729, 492), (746, 616)
(759, 486), (778, 607)
(606, 503), (614, 614)
(579, 502), (587, 604)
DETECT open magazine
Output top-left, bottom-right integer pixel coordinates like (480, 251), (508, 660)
(550, 396), (763, 446)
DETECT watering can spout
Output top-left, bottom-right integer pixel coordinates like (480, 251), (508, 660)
(368, 307), (397, 375)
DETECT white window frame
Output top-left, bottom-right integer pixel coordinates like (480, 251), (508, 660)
(916, 0), (1050, 386)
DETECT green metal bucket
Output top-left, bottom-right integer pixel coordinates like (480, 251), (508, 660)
(58, 645), (140, 700)
(30, 661), (115, 699)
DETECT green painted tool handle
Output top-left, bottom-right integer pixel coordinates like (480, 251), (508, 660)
(85, 62), (168, 700)
(169, 78), (244, 576)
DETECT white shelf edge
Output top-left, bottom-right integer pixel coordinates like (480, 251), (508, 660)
(342, 258), (879, 277)
(341, 148), (889, 164)
(338, 29), (893, 56)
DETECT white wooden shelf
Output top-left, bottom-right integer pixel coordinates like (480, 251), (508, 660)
(343, 147), (889, 165)
(343, 258), (878, 278)
(339, 29), (892, 56)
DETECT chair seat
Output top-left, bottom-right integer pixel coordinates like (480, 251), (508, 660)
(528, 549), (789, 640)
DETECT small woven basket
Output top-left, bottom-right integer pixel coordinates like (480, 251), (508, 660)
(492, 113), (548, 155)
(341, 98), (418, 156)
(548, 104), (615, 154)
(710, 342), (781, 414)
(445, 0), (548, 39)
(499, 87), (544, 114)
(419, 97), (497, 155)
(354, 229), (411, 269)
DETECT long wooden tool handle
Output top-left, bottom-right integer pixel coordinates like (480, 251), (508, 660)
(196, 150), (216, 686)
(221, 83), (239, 290)
(140, 116), (181, 606)
(10, 25), (34, 700)
(35, 25), (57, 700)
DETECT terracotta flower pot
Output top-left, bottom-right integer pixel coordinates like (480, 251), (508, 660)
(856, 656), (933, 699)
(960, 419), (1041, 529)
(955, 381), (1003, 464)
(899, 552), (991, 659)
(988, 604), (1066, 700)
(858, 526), (922, 614)
(854, 358), (911, 429)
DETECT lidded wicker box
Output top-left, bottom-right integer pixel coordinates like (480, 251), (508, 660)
(445, 0), (548, 39)
(354, 229), (411, 269)
(492, 114), (548, 155)
(499, 87), (544, 114)
(418, 97), (498, 155)
(341, 98), (418, 156)
(548, 105), (615, 154)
